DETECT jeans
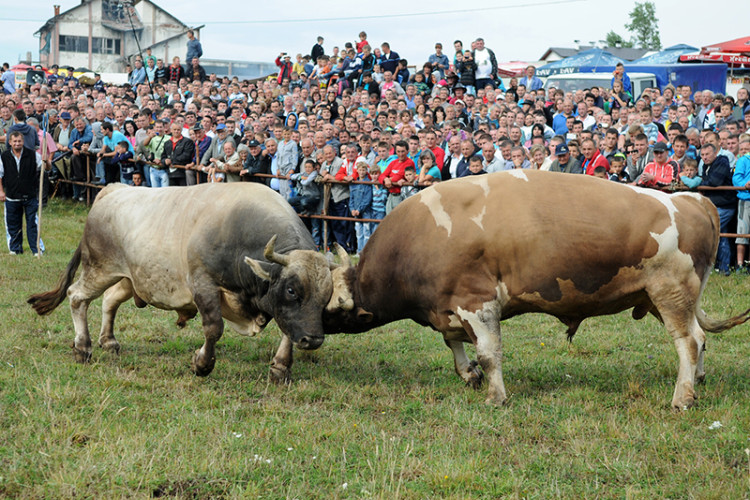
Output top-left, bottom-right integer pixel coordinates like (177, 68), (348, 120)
(354, 210), (373, 253)
(329, 198), (353, 252)
(475, 78), (494, 90)
(289, 194), (320, 213)
(369, 209), (386, 235)
(4, 198), (45, 254)
(716, 206), (736, 273)
(142, 165), (151, 187)
(150, 168), (170, 187)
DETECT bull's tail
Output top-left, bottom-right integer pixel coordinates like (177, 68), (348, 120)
(27, 244), (82, 315)
(697, 307), (750, 333)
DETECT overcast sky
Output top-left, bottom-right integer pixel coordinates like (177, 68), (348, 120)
(0, 0), (747, 68)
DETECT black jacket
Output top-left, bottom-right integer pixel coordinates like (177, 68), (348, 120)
(161, 136), (194, 180)
(242, 153), (270, 185)
(701, 154), (736, 208)
(1, 147), (39, 200)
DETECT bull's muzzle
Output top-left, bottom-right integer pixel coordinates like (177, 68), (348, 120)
(296, 335), (324, 350)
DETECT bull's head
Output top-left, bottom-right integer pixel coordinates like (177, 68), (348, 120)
(245, 236), (334, 350)
(322, 243), (374, 334)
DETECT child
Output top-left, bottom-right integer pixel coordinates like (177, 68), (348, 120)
(401, 166), (419, 199)
(412, 72), (430, 96)
(468, 155), (486, 175)
(608, 153), (631, 183)
(456, 50), (477, 95)
(289, 159), (321, 214)
(417, 149), (442, 186)
(112, 140), (135, 184)
(679, 158), (702, 190)
(131, 171), (145, 186)
(350, 160), (374, 253)
(369, 165), (388, 233)
(592, 165), (608, 179)
(473, 104), (490, 130)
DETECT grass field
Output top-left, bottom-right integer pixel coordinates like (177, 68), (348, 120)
(1, 199), (750, 499)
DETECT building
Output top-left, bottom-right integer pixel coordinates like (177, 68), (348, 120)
(540, 45), (649, 63)
(36, 0), (202, 73)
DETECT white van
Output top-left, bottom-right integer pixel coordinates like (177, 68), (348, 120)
(544, 72), (657, 98)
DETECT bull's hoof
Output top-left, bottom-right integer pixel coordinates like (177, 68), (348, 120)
(191, 350), (215, 377)
(485, 395), (508, 406)
(99, 339), (121, 354)
(72, 347), (92, 364)
(465, 360), (484, 390)
(696, 372), (706, 384)
(672, 394), (697, 412)
(269, 362), (291, 385)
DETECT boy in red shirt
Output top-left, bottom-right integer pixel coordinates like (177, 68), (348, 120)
(378, 140), (414, 214)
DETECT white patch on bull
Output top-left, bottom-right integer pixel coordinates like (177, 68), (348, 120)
(419, 188), (453, 236)
(672, 191), (704, 202)
(625, 185), (692, 266)
(471, 206), (487, 230)
(495, 282), (511, 306)
(506, 170), (529, 182)
(465, 175), (491, 197)
(227, 314), (268, 337)
(448, 314), (462, 328)
(456, 301), (507, 404)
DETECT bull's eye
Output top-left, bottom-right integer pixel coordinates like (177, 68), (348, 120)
(286, 287), (297, 298)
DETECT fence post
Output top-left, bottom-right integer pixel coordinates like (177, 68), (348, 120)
(86, 154), (91, 205)
(322, 183), (331, 251)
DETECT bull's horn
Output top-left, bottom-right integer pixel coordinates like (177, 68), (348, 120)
(333, 243), (351, 267)
(264, 235), (290, 266)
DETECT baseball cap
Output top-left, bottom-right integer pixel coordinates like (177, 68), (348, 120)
(60, 111), (71, 120)
(555, 143), (570, 155)
(247, 139), (261, 148)
(192, 124), (203, 131)
(653, 141), (668, 153)
(215, 123), (226, 131)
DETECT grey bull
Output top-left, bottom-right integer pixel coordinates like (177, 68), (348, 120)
(29, 183), (338, 378)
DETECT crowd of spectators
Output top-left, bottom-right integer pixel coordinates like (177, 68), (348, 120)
(1, 33), (750, 272)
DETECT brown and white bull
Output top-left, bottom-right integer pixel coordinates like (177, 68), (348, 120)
(29, 183), (338, 379)
(319, 170), (750, 410)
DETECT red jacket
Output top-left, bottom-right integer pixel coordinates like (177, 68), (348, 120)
(379, 157), (414, 194)
(638, 160), (677, 187)
(582, 150), (610, 175)
(275, 57), (293, 84)
(430, 146), (445, 170)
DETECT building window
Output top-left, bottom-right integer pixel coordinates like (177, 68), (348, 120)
(58, 35), (88, 53)
(92, 37), (121, 55)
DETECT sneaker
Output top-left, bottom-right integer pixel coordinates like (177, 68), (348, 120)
(78, 196), (85, 202)
(9, 251), (18, 255)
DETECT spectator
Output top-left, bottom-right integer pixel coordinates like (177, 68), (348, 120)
(548, 144), (582, 174)
(186, 30), (203, 62)
(350, 159), (373, 253)
(733, 140), (750, 272)
(637, 142), (676, 188)
(700, 143), (735, 275)
(378, 140), (413, 214)
(472, 38), (498, 90)
(311, 36), (325, 62)
(519, 65), (543, 92)
(428, 43), (450, 80)
(379, 42), (400, 74)
(581, 138), (610, 176)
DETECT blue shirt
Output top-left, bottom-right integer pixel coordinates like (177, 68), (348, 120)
(1, 71), (16, 94)
(103, 131), (134, 154)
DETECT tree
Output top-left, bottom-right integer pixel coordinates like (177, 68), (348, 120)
(605, 30), (634, 49)
(625, 1), (661, 50)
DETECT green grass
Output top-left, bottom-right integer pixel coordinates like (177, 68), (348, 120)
(1, 199), (750, 498)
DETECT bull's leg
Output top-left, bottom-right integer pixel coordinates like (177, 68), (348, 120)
(444, 339), (483, 389)
(456, 302), (506, 405)
(269, 335), (293, 384)
(190, 288), (224, 377)
(690, 316), (707, 384)
(98, 279), (134, 354)
(67, 273), (122, 363)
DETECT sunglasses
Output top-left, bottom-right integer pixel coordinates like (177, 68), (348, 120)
(626, 150), (635, 154)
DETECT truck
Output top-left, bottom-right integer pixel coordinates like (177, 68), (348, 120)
(542, 63), (728, 96)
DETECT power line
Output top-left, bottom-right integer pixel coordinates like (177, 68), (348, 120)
(1, 0), (584, 25)
(187, 0), (585, 25)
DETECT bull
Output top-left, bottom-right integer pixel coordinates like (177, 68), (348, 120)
(29, 183), (337, 380)
(316, 170), (749, 410)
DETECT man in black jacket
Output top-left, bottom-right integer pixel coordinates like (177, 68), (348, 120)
(161, 122), (194, 186)
(700, 143), (736, 275)
(0, 131), (51, 255)
(240, 139), (270, 185)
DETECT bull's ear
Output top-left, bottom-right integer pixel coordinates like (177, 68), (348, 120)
(244, 256), (272, 281)
(357, 307), (374, 323)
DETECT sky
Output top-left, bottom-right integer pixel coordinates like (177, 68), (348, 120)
(0, 0), (747, 68)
